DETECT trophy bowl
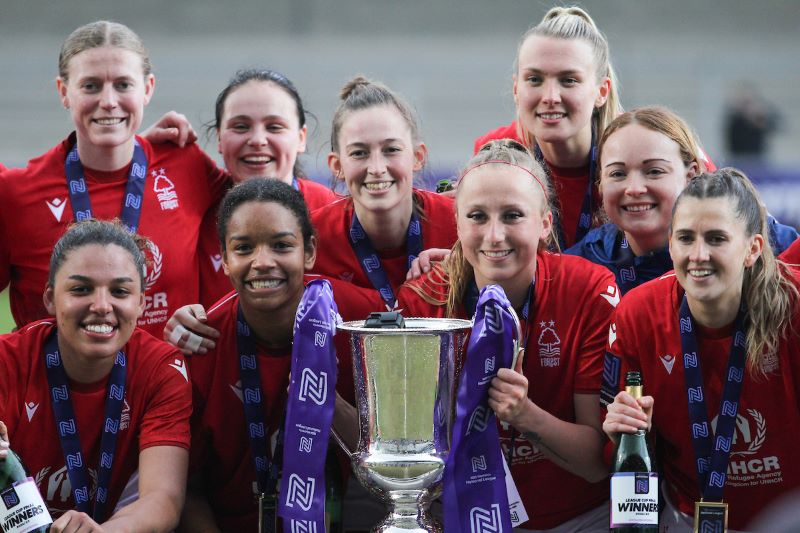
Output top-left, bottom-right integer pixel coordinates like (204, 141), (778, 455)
(339, 316), (471, 533)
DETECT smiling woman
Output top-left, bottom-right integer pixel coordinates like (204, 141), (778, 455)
(399, 140), (619, 532)
(310, 76), (457, 308)
(474, 6), (622, 249)
(0, 20), (228, 337)
(603, 169), (800, 531)
(0, 219), (191, 533)
(160, 179), (384, 531)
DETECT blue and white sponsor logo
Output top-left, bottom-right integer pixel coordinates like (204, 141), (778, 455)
(244, 388), (261, 404)
(363, 254), (381, 273)
(52, 385), (69, 402)
(124, 193), (141, 209)
(59, 419), (76, 436)
(109, 384), (124, 401)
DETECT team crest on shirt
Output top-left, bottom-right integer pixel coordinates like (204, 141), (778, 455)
(120, 399), (131, 430)
(45, 198), (67, 222)
(537, 320), (561, 367)
(338, 271), (355, 283)
(152, 168), (179, 210)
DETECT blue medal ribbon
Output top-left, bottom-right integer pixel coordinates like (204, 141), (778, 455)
(349, 205), (423, 307)
(444, 285), (516, 532)
(534, 128), (596, 249)
(44, 331), (127, 523)
(278, 280), (338, 533)
(291, 177), (300, 191)
(236, 305), (285, 533)
(64, 139), (148, 233)
(679, 295), (747, 502)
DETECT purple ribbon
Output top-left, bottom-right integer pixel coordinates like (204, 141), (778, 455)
(444, 285), (514, 533)
(278, 279), (339, 532)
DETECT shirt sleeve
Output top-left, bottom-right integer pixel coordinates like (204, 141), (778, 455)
(139, 349), (192, 451)
(574, 268), (620, 393)
(196, 145), (230, 208)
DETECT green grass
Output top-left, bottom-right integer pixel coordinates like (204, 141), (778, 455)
(0, 289), (16, 334)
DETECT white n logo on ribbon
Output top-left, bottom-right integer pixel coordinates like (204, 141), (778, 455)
(291, 519), (318, 533)
(470, 504), (502, 533)
(466, 406), (490, 435)
(298, 369), (328, 405)
(285, 474), (316, 511)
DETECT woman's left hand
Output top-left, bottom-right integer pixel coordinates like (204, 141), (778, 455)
(487, 354), (529, 428)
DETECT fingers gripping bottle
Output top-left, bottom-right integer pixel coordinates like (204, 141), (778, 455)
(1, 448), (52, 533)
(610, 371), (658, 532)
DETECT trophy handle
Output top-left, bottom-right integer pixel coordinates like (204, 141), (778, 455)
(330, 426), (358, 460)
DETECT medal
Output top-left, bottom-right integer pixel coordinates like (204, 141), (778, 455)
(694, 500), (728, 533)
(258, 492), (278, 533)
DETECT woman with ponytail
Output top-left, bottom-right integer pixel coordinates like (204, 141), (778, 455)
(474, 6), (622, 249)
(603, 168), (800, 531)
(310, 76), (457, 309)
(400, 140), (619, 531)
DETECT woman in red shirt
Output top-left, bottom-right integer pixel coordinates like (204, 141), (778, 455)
(474, 6), (622, 249)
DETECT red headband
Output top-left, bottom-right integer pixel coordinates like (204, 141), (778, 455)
(458, 160), (548, 197)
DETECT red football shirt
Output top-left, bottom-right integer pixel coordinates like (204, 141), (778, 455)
(0, 321), (191, 519)
(398, 252), (619, 529)
(188, 276), (384, 531)
(0, 134), (229, 336)
(779, 237), (800, 265)
(606, 272), (800, 530)
(310, 190), (457, 294)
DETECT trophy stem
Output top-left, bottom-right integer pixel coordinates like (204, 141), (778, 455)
(374, 490), (441, 533)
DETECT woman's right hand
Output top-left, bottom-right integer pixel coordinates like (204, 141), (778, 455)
(163, 304), (220, 355)
(603, 391), (654, 445)
(405, 248), (451, 280)
(0, 421), (9, 459)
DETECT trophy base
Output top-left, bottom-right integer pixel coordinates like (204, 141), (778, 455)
(372, 490), (441, 533)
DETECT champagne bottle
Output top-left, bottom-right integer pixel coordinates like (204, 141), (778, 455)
(610, 371), (658, 532)
(0, 448), (52, 533)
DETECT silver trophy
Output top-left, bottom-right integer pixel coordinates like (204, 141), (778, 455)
(338, 315), (471, 532)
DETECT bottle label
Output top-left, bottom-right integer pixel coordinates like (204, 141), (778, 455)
(0, 477), (53, 533)
(610, 472), (659, 527)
